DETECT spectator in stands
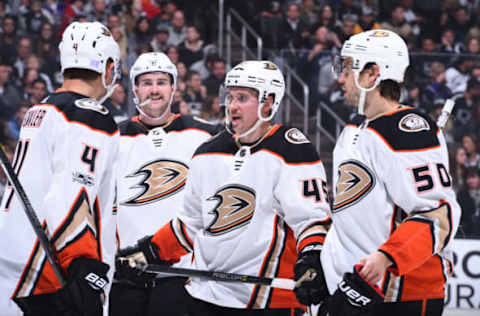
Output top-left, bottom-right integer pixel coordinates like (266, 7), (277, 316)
(132, 17), (154, 50)
(337, 0), (361, 23)
(166, 45), (179, 64)
(203, 57), (226, 97)
(111, 26), (128, 76)
(43, 0), (65, 25)
(107, 81), (128, 124)
(171, 99), (190, 115)
(190, 46), (217, 80)
(167, 10), (187, 46)
(404, 85), (421, 108)
(447, 6), (473, 44)
(0, 15), (19, 65)
(380, 5), (413, 39)
(13, 36), (33, 81)
(28, 78), (47, 105)
(465, 35), (480, 55)
(152, 0), (177, 28)
(446, 56), (473, 96)
(176, 61), (187, 92)
(0, 137), (15, 200)
(23, 0), (54, 34)
(278, 3), (311, 49)
(151, 24), (169, 52)
(335, 14), (356, 43)
(183, 70), (206, 115)
(457, 166), (480, 238)
(399, 0), (424, 36)
(439, 28), (465, 54)
(178, 25), (204, 68)
(422, 61), (452, 110)
(299, 0), (319, 26)
(452, 146), (468, 191)
(353, 6), (380, 34)
(462, 134), (480, 168)
(107, 13), (122, 32)
(258, 1), (283, 49)
(301, 26), (339, 100)
(200, 95), (223, 124)
(6, 102), (29, 140)
(87, 0), (109, 25)
(0, 61), (21, 120)
(61, 0), (86, 33)
(25, 54), (54, 93)
(312, 4), (336, 31)
(452, 79), (480, 141)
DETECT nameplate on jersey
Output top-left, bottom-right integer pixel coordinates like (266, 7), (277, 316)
(398, 114), (430, 133)
(74, 98), (109, 115)
(285, 128), (310, 144)
(148, 127), (167, 149)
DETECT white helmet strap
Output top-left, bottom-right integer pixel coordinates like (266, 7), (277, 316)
(353, 71), (380, 115)
(135, 92), (175, 122)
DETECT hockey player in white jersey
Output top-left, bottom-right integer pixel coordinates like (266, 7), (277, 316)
(0, 22), (120, 316)
(295, 29), (461, 316)
(109, 52), (222, 316)
(116, 60), (332, 315)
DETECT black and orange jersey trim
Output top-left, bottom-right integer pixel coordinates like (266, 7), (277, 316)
(40, 91), (117, 135)
(152, 218), (192, 264)
(367, 108), (440, 152)
(119, 114), (223, 137)
(193, 125), (320, 164)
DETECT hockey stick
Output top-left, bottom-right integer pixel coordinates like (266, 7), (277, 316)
(136, 263), (309, 290)
(437, 99), (455, 129)
(0, 146), (66, 286)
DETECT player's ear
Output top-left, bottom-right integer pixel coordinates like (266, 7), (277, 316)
(262, 95), (274, 117)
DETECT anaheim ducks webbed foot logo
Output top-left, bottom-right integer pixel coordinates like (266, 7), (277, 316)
(333, 160), (376, 212)
(206, 184), (256, 235)
(122, 159), (188, 205)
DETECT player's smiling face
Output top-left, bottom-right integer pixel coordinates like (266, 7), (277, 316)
(136, 72), (174, 117)
(226, 87), (259, 135)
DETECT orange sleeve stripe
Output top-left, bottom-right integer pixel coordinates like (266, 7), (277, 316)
(297, 234), (326, 252)
(379, 220), (434, 276)
(152, 221), (189, 263)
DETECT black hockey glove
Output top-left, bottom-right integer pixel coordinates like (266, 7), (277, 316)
(115, 235), (169, 287)
(61, 257), (109, 316)
(328, 264), (384, 316)
(13, 258), (109, 316)
(293, 244), (329, 305)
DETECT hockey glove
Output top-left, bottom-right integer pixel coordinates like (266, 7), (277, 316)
(328, 264), (384, 316)
(115, 235), (169, 287)
(61, 257), (110, 316)
(293, 244), (329, 305)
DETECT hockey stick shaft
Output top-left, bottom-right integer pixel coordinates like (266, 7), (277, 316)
(139, 264), (296, 290)
(0, 146), (66, 286)
(437, 99), (455, 129)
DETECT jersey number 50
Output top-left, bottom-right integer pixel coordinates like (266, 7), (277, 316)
(411, 163), (451, 193)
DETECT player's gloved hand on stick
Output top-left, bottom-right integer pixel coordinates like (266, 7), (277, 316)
(293, 243), (329, 305)
(14, 257), (109, 316)
(115, 235), (169, 287)
(328, 264), (384, 316)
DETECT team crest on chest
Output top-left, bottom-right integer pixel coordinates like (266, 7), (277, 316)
(122, 159), (188, 205)
(285, 128), (310, 144)
(206, 184), (256, 235)
(333, 160), (376, 212)
(398, 114), (430, 132)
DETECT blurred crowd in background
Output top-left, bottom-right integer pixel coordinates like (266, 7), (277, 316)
(0, 0), (479, 239)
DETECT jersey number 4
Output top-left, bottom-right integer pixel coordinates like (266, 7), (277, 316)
(302, 178), (329, 203)
(411, 163), (451, 193)
(81, 145), (98, 173)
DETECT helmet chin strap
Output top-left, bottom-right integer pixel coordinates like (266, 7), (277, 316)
(225, 100), (271, 140)
(135, 93), (175, 123)
(353, 72), (380, 115)
(98, 70), (118, 105)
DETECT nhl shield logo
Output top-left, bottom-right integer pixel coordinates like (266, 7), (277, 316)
(398, 114), (430, 132)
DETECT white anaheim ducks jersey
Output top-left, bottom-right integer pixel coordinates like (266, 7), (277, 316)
(0, 91), (119, 315)
(116, 114), (221, 268)
(322, 107), (461, 302)
(152, 125), (331, 309)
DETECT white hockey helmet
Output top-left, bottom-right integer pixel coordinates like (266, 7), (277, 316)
(224, 60), (285, 135)
(59, 21), (120, 95)
(335, 29), (409, 114)
(130, 52), (178, 105)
